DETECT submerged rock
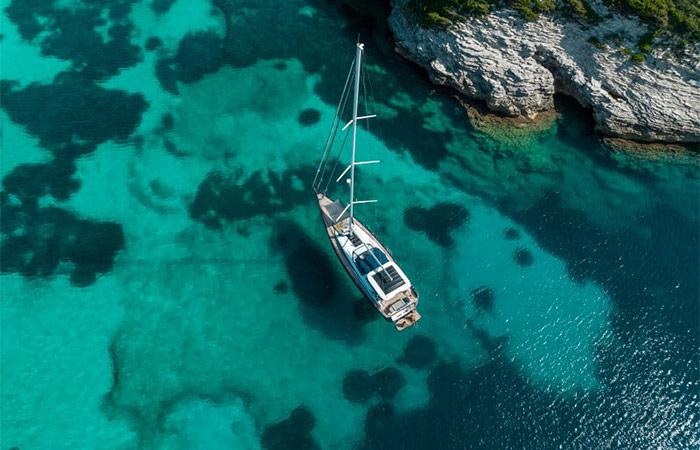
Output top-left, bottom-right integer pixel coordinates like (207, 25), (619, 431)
(274, 281), (288, 294)
(156, 31), (225, 94)
(145, 36), (163, 51)
(504, 227), (521, 240)
(151, 0), (176, 15)
(262, 406), (319, 450)
(342, 367), (406, 403)
(353, 297), (379, 322)
(398, 335), (437, 369)
(389, 4), (700, 144)
(374, 367), (405, 400)
(470, 286), (495, 312)
(514, 247), (535, 267)
(298, 108), (321, 126)
(343, 370), (374, 403)
(160, 112), (174, 131)
(403, 202), (469, 247)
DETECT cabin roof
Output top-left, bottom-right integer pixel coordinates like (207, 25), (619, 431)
(371, 265), (405, 295)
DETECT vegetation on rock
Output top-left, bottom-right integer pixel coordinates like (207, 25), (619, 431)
(619, 46), (633, 54)
(605, 0), (699, 41)
(409, 0), (699, 43)
(637, 30), (658, 52)
(588, 36), (609, 49)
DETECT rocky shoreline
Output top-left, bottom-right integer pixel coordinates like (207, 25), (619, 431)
(388, 1), (700, 145)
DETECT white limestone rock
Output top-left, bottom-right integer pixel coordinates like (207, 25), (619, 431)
(389, 3), (700, 143)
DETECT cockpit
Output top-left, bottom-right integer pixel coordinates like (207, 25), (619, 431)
(354, 247), (389, 275)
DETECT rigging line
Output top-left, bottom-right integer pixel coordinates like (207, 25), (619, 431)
(314, 113), (341, 190)
(323, 114), (352, 195)
(314, 57), (353, 184)
(314, 120), (341, 191)
(361, 61), (372, 137)
(313, 58), (355, 190)
(318, 87), (351, 193)
(323, 124), (351, 194)
(314, 62), (353, 191)
(316, 65), (354, 190)
(317, 107), (343, 189)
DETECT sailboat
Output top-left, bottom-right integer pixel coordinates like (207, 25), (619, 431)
(312, 42), (421, 331)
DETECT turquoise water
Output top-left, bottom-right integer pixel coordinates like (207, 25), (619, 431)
(1, 1), (698, 449)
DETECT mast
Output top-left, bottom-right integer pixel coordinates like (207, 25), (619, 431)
(349, 42), (363, 232)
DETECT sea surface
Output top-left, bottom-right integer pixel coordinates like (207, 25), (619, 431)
(1, 1), (699, 449)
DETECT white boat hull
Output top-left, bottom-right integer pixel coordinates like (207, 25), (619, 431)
(316, 194), (420, 330)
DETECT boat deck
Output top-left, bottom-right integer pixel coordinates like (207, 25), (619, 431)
(317, 194), (421, 330)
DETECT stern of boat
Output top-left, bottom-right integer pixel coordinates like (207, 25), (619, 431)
(384, 287), (420, 331)
(394, 311), (421, 331)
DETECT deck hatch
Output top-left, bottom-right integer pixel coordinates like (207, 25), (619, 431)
(348, 233), (362, 247)
(372, 265), (404, 294)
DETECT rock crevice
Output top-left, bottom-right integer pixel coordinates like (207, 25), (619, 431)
(389, 4), (700, 143)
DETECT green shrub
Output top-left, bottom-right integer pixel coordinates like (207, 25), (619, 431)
(410, 0), (494, 25)
(588, 36), (609, 49)
(518, 6), (540, 20)
(466, 3), (489, 16)
(605, 0), (699, 42)
(424, 11), (453, 26)
(511, 0), (540, 20)
(534, 0), (557, 13)
(409, 0), (698, 41)
(565, 0), (602, 23)
(630, 52), (647, 62)
(637, 30), (657, 52)
(620, 47), (633, 55)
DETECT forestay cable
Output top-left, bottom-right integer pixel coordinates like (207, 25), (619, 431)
(313, 58), (355, 192)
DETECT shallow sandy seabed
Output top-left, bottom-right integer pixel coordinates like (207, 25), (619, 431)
(1, 0), (698, 448)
